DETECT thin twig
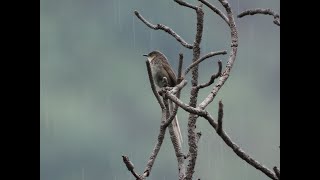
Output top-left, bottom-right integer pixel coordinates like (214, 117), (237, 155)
(198, 0), (229, 25)
(216, 128), (279, 180)
(125, 71), (171, 180)
(184, 50), (227, 76)
(164, 57), (186, 180)
(273, 166), (280, 179)
(170, 79), (188, 95)
(216, 100), (223, 134)
(177, 53), (184, 83)
(164, 54), (185, 127)
(146, 61), (165, 109)
(142, 108), (169, 178)
(174, 0), (197, 10)
(122, 156), (141, 180)
(197, 60), (222, 89)
(238, 8), (280, 26)
(165, 91), (207, 117)
(199, 0), (239, 109)
(202, 104), (278, 180)
(134, 10), (193, 49)
(167, 92), (278, 180)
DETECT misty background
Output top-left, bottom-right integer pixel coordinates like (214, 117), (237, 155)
(40, 0), (280, 179)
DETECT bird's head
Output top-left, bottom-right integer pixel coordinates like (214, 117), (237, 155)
(143, 50), (164, 62)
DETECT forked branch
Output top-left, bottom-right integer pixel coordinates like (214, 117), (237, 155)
(199, 0), (239, 109)
(198, 0), (229, 25)
(184, 50), (227, 76)
(197, 60), (222, 89)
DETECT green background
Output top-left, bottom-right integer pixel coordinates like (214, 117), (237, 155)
(40, 0), (280, 179)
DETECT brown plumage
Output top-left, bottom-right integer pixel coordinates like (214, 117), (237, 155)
(143, 50), (183, 147)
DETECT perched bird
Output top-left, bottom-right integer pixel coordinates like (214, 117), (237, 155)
(143, 50), (183, 147)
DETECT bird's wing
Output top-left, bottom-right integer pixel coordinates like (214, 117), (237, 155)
(162, 62), (177, 86)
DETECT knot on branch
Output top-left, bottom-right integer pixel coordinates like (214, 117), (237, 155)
(231, 41), (238, 47)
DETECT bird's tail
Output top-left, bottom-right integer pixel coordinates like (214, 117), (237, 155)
(169, 101), (183, 148)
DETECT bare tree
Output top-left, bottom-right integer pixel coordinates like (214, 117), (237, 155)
(122, 0), (280, 179)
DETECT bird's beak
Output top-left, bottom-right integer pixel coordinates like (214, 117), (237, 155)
(142, 54), (148, 57)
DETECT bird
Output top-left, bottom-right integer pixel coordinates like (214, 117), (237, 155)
(143, 50), (183, 147)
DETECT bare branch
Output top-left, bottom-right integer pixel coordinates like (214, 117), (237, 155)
(134, 10), (193, 49)
(127, 1), (278, 180)
(198, 0), (229, 25)
(184, 50), (227, 76)
(184, 132), (202, 160)
(177, 53), (184, 83)
(170, 79), (188, 95)
(238, 8), (280, 26)
(185, 5), (204, 179)
(199, 0), (239, 109)
(197, 60), (222, 89)
(142, 108), (169, 178)
(174, 0), (197, 10)
(123, 77), (172, 180)
(146, 61), (165, 109)
(273, 166), (280, 179)
(165, 58), (186, 180)
(165, 91), (207, 117)
(164, 100), (179, 128)
(164, 54), (185, 128)
(166, 95), (279, 180)
(168, 121), (185, 180)
(122, 156), (142, 180)
(217, 100), (223, 134)
(200, 104), (279, 180)
(217, 129), (279, 180)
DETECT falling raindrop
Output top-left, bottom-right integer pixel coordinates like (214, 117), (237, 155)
(133, 15), (136, 48)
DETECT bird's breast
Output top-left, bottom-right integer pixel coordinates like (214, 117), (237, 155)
(150, 64), (167, 88)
